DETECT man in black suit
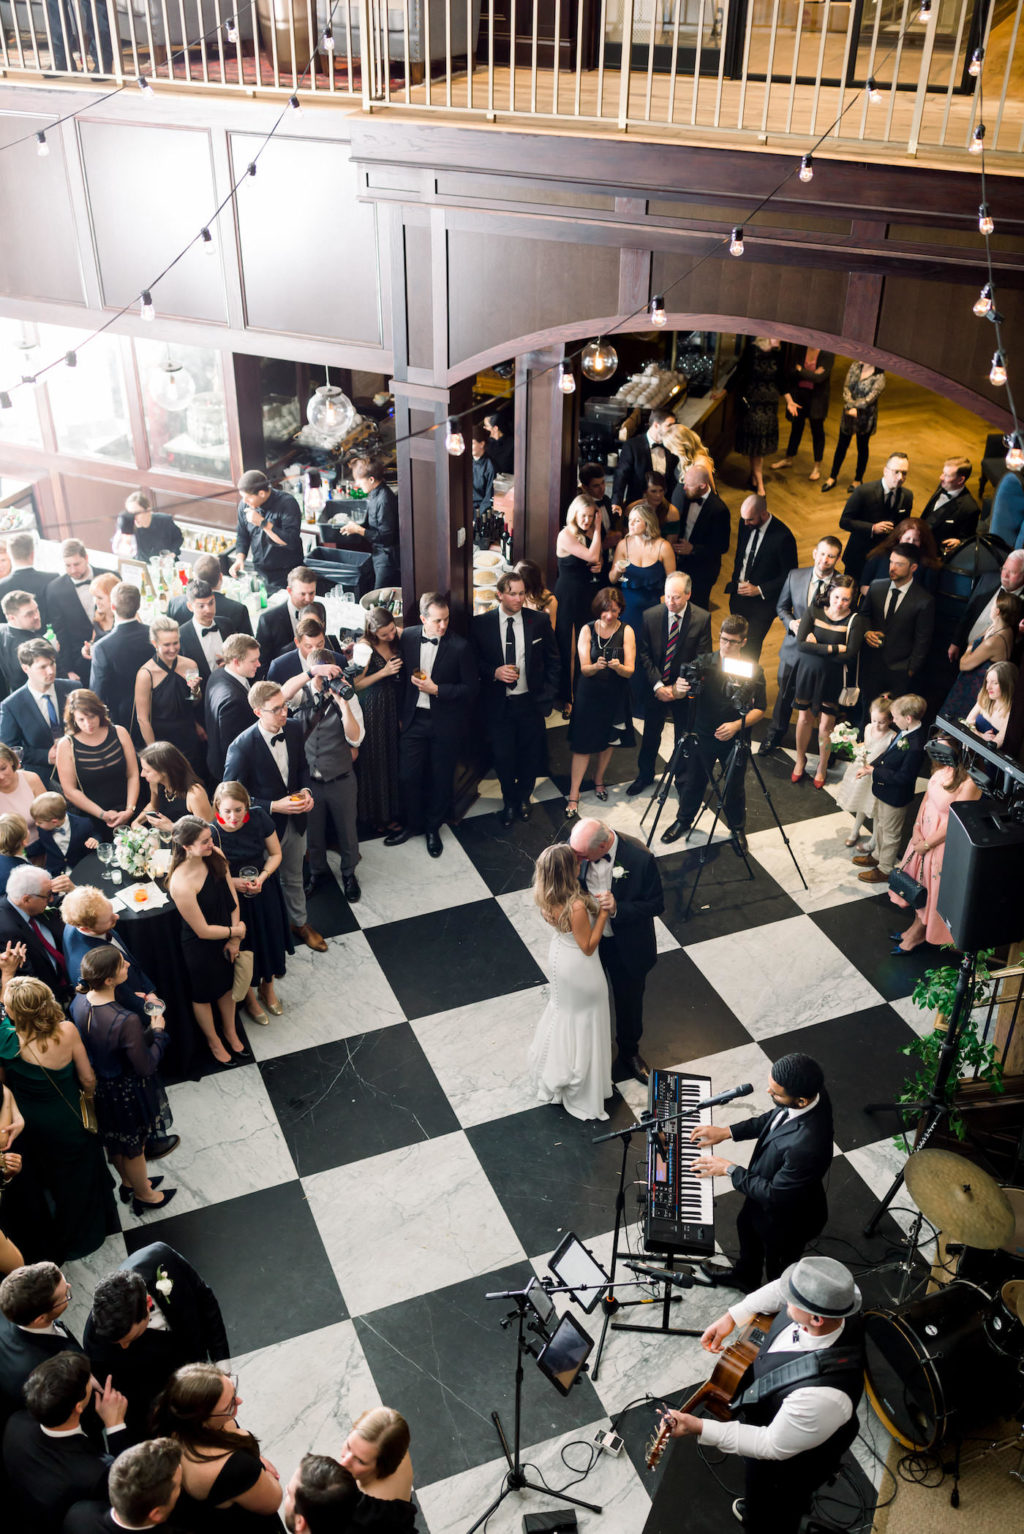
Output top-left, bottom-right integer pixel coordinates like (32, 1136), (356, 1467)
(570, 817), (664, 1085)
(692, 1053), (834, 1290)
(949, 547), (1024, 664)
(384, 592), (478, 859)
(920, 455), (980, 552)
(0, 867), (72, 1003)
(0, 640), (73, 787)
(667, 462), (731, 610)
(0, 531), (57, 616)
(759, 536), (842, 755)
(860, 544), (935, 701)
(46, 539), (113, 684)
(483, 409), (515, 476)
(204, 633), (262, 781)
(255, 566), (320, 665)
(223, 681), (326, 952)
(176, 578), (235, 691)
(839, 452), (912, 582)
(83, 1244), (228, 1439)
(0, 1262), (79, 1419)
(725, 495), (798, 660)
(168, 553), (253, 637)
(88, 584), (154, 735)
(611, 409), (680, 517)
(229, 469), (304, 595)
(3, 1352), (126, 1533)
(627, 572), (712, 795)
(333, 458), (401, 589)
(63, 1437), (184, 1534)
(0, 588), (49, 694)
(472, 570), (559, 826)
(853, 693), (927, 885)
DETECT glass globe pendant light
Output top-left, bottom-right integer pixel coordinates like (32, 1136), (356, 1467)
(580, 338), (619, 383)
(306, 370), (357, 436)
(148, 349), (196, 413)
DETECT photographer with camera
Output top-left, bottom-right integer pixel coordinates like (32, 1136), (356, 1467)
(661, 615), (766, 854)
(291, 643), (366, 905)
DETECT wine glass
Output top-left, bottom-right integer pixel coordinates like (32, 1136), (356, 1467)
(96, 843), (113, 882)
(238, 866), (259, 898)
(144, 999), (166, 1028)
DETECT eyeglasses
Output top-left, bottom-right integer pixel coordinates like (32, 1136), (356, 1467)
(53, 1282), (72, 1308)
(258, 704), (289, 717)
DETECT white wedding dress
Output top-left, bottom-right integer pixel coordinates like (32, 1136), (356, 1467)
(528, 924), (613, 1122)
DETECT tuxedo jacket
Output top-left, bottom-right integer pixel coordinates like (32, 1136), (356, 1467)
(871, 726), (926, 808)
(611, 434), (680, 510)
(726, 517), (798, 609)
(0, 623), (48, 696)
(224, 719), (309, 837)
(62, 925), (155, 1014)
(730, 1094), (834, 1237)
(177, 615), (233, 687)
(204, 668), (256, 781)
(47, 572), (114, 683)
(168, 589), (253, 637)
(396, 627), (478, 736)
(863, 578), (935, 677)
(0, 567), (57, 620)
(472, 607), (559, 720)
(952, 572), (1002, 652)
(0, 681), (75, 779)
(775, 566), (835, 670)
(581, 832), (664, 979)
(266, 648), (346, 688)
(0, 897), (69, 1001)
(255, 601), (298, 663)
(667, 486), (731, 588)
(840, 482), (914, 576)
(87, 622), (154, 733)
(2, 1409), (111, 1534)
(920, 484), (981, 545)
(638, 600), (712, 693)
(0, 1312), (81, 1420)
(36, 813), (95, 878)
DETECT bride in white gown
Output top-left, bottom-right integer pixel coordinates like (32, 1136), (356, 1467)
(527, 844), (613, 1122)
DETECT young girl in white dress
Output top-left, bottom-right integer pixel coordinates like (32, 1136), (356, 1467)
(527, 844), (613, 1122)
(835, 694), (895, 848)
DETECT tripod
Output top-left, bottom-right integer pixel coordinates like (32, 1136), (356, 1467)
(640, 725), (697, 849)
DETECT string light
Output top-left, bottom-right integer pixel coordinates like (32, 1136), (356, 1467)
(730, 226), (745, 257)
(580, 339), (618, 381)
(0, 393), (11, 409)
(648, 294), (667, 328)
(225, 18), (238, 43)
(35, 132), (49, 158)
(969, 124), (985, 153)
(867, 77), (882, 104)
(288, 95), (301, 114)
(444, 418), (465, 456)
(64, 351), (77, 368)
(140, 291), (155, 321)
(798, 154), (814, 183)
(989, 352), (1007, 387)
(200, 227), (215, 253)
(247, 162), (257, 177)
(978, 204), (994, 235)
(917, 0), (931, 19)
(1006, 435), (1024, 473)
(973, 284), (993, 317)
(968, 48), (983, 76)
(322, 25), (335, 51)
(557, 361), (576, 394)
(137, 76), (153, 96)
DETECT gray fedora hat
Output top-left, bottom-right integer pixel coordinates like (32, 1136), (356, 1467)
(778, 1257), (861, 1319)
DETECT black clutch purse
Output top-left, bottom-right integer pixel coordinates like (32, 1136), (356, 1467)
(888, 864), (927, 909)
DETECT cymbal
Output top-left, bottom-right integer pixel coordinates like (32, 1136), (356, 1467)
(1002, 1280), (1024, 1322)
(904, 1148), (1015, 1249)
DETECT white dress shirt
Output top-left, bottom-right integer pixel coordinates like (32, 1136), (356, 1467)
(417, 635), (440, 710)
(52, 818), (71, 854)
(684, 491), (708, 542)
(884, 579), (912, 618)
(31, 683), (61, 727)
(500, 610), (527, 695)
(73, 573), (95, 620)
(197, 623), (224, 669)
(585, 832), (617, 936)
(258, 721), (289, 782)
(654, 612), (683, 695)
(739, 517), (771, 588)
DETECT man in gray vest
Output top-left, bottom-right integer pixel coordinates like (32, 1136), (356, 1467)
(293, 647), (364, 904)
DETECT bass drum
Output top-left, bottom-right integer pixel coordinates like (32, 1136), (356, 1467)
(864, 1284), (1024, 1451)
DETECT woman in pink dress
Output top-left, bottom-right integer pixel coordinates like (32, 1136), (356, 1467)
(889, 734), (982, 954)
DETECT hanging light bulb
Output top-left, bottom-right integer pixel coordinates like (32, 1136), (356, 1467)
(973, 283), (993, 317)
(558, 361), (576, 394)
(137, 75), (153, 97)
(226, 17), (238, 43)
(969, 124), (985, 153)
(322, 24), (335, 51)
(978, 204), (994, 236)
(798, 154), (814, 183)
(866, 76), (882, 104)
(304, 470), (326, 516)
(730, 226), (745, 257)
(1005, 434), (1024, 472)
(0, 393), (11, 410)
(917, 0), (931, 20)
(14, 324), (39, 354)
(65, 351), (77, 368)
(444, 418), (466, 456)
(288, 94), (301, 114)
(649, 295), (667, 328)
(580, 339), (619, 382)
(200, 227), (216, 253)
(140, 291), (155, 321)
(968, 47), (983, 76)
(990, 352), (1007, 386)
(247, 161), (257, 178)
(35, 132), (49, 158)
(148, 351), (197, 413)
(306, 383), (357, 437)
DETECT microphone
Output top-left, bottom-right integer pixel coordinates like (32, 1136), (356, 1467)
(624, 1260), (695, 1289)
(700, 1082), (754, 1108)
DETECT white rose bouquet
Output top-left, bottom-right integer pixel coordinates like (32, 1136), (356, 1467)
(114, 825), (160, 879)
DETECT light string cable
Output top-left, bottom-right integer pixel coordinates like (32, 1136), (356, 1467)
(973, 65), (1022, 466)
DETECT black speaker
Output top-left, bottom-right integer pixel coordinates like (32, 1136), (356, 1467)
(937, 798), (1024, 950)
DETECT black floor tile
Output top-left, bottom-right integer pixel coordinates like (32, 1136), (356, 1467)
(124, 1181), (347, 1355)
(354, 1259), (606, 1484)
(466, 1095), (638, 1257)
(767, 1004), (920, 1153)
(810, 894), (939, 1000)
(304, 869), (361, 937)
(452, 800), (571, 895)
(643, 949), (753, 1065)
(260, 1025), (460, 1177)
(545, 725), (639, 791)
(744, 752), (849, 831)
(659, 846), (802, 945)
(363, 899), (546, 1019)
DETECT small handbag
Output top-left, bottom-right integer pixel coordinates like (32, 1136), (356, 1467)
(888, 857), (927, 910)
(231, 949), (254, 1003)
(838, 649), (860, 710)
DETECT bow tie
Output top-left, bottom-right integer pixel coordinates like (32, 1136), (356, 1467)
(72, 578), (92, 588)
(590, 854), (610, 864)
(423, 637), (439, 646)
(200, 626), (219, 637)
(270, 732), (285, 746)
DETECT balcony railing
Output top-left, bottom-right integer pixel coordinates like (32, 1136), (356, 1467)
(2, 0), (1021, 163)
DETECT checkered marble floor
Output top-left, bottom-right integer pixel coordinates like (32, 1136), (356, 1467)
(63, 725), (939, 1534)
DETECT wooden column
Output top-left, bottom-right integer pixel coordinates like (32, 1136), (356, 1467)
(391, 377), (474, 623)
(514, 344), (577, 572)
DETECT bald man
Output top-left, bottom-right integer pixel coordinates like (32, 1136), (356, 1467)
(725, 495), (797, 660)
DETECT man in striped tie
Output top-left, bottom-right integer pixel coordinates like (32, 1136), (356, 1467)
(628, 572), (712, 796)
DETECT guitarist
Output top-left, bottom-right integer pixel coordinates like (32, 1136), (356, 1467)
(661, 1257), (864, 1534)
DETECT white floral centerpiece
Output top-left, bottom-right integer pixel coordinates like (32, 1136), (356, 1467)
(114, 825), (160, 879)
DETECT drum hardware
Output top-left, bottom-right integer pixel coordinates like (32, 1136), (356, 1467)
(867, 1204), (940, 1308)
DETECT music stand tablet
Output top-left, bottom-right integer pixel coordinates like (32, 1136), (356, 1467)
(548, 1231), (610, 1315)
(536, 1313), (594, 1397)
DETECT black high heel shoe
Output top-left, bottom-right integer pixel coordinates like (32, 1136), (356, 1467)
(120, 1176), (162, 1205)
(132, 1188), (177, 1216)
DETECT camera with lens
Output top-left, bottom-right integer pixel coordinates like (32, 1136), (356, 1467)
(327, 670), (358, 702)
(677, 652), (717, 697)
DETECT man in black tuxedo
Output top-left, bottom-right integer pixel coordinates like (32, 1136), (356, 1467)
(611, 408), (680, 517)
(725, 495), (798, 660)
(0, 531), (56, 617)
(63, 1437), (184, 1534)
(0, 640), (73, 786)
(229, 469), (304, 595)
(0, 1262), (79, 1420)
(177, 578), (234, 689)
(667, 462), (731, 610)
(46, 539), (114, 684)
(839, 452), (912, 581)
(860, 544), (935, 702)
(255, 566), (320, 665)
(83, 1244), (228, 1440)
(0, 867), (71, 1004)
(88, 584), (154, 735)
(949, 547), (1024, 664)
(223, 681), (326, 952)
(920, 455), (980, 552)
(627, 572), (712, 795)
(384, 593), (478, 859)
(759, 536), (842, 755)
(168, 553), (253, 637)
(0, 588), (49, 694)
(472, 571), (559, 826)
(691, 1052), (834, 1290)
(570, 817), (665, 1085)
(3, 1352), (126, 1533)
(483, 409), (515, 476)
(204, 633), (262, 781)
(853, 693), (927, 885)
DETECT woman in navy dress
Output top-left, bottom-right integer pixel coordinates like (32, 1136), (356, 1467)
(565, 587), (636, 817)
(609, 502), (675, 719)
(212, 782), (292, 1024)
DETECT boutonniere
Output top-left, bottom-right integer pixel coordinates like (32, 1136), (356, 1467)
(896, 737), (910, 751)
(155, 1265), (174, 1299)
(612, 864), (627, 881)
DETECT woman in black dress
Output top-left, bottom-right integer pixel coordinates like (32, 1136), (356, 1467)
(168, 816), (246, 1067)
(151, 1363), (283, 1531)
(772, 345), (834, 482)
(213, 782), (292, 1023)
(353, 606), (403, 833)
(136, 741), (214, 830)
(791, 576), (864, 787)
(69, 944), (175, 1216)
(734, 337), (784, 496)
(135, 617), (206, 779)
(55, 689), (140, 839)
(565, 587), (635, 818)
(822, 362), (886, 492)
(554, 495), (603, 716)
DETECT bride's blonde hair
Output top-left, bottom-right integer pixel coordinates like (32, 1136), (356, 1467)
(533, 844), (598, 932)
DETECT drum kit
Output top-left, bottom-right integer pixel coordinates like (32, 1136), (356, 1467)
(864, 1148), (1024, 1453)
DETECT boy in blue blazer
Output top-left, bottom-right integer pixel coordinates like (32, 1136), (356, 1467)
(30, 791), (97, 877)
(853, 693), (927, 884)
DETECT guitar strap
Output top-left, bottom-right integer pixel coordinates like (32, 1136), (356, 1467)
(733, 1345), (860, 1411)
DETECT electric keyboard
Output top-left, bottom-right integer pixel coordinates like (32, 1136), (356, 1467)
(643, 1069), (715, 1257)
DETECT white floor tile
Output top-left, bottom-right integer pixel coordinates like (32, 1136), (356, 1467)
(464, 776), (563, 818)
(246, 932), (406, 1061)
(412, 984), (551, 1128)
(353, 827), (492, 927)
(64, 1232), (128, 1339)
(747, 810), (891, 913)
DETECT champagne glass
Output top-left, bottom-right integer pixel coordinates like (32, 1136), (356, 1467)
(96, 842), (113, 882)
(144, 999), (166, 1028)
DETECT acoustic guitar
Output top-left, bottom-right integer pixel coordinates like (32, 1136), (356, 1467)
(646, 1311), (775, 1469)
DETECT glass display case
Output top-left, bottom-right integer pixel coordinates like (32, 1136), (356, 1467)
(136, 340), (231, 480)
(41, 325), (133, 463)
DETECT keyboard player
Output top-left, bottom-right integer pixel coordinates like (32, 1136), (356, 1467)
(689, 1053), (834, 1291)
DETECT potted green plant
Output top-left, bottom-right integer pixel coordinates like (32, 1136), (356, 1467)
(895, 950), (1003, 1149)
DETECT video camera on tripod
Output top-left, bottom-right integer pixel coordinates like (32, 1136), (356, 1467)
(676, 651), (759, 717)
